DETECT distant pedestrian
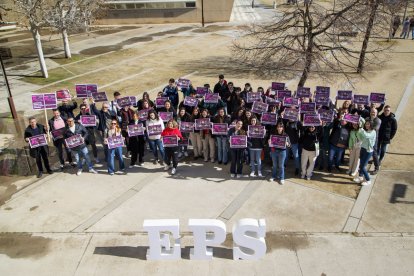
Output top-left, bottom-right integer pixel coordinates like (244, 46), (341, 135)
(400, 17), (410, 39)
(409, 17), (414, 39)
(392, 15), (401, 37)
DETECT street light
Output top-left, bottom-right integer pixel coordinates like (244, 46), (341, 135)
(201, 0), (205, 27)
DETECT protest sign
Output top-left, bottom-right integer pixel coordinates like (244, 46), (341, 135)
(296, 87), (311, 98)
(91, 92), (108, 102)
(31, 93), (57, 110)
(179, 122), (194, 133)
(266, 97), (279, 105)
(283, 97), (299, 107)
(195, 118), (211, 130)
(283, 108), (299, 121)
(162, 135), (179, 147)
(261, 113), (277, 125)
(230, 135), (247, 148)
(177, 78), (190, 89)
(196, 87), (208, 97)
(80, 115), (97, 127)
(316, 86), (330, 94)
(204, 93), (219, 104)
(251, 101), (269, 114)
(370, 92), (385, 104)
(269, 135), (287, 149)
(107, 135), (124, 149)
(138, 109), (151, 121)
(353, 94), (369, 105)
(300, 102), (316, 113)
(303, 114), (321, 126)
(318, 109), (334, 123)
(277, 90), (292, 100)
(337, 90), (353, 101)
(65, 134), (84, 149)
(51, 128), (66, 141)
(248, 125), (266, 138)
(117, 97), (132, 108)
(31, 94), (45, 110)
(315, 94), (330, 106)
(28, 134), (48, 148)
(129, 96), (137, 106)
(155, 97), (169, 108)
(183, 96), (199, 107)
(212, 123), (228, 135)
(343, 113), (360, 124)
(178, 137), (189, 146)
(159, 112), (173, 122)
(247, 92), (262, 103)
(271, 82), (285, 90)
(76, 84), (98, 98)
(56, 89), (71, 101)
(127, 124), (145, 137)
(147, 124), (163, 136)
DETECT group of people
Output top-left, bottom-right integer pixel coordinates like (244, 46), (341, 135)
(24, 75), (397, 186)
(392, 15), (414, 39)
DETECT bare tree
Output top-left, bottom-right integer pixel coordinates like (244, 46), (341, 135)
(233, 0), (391, 87)
(14, 0), (49, 78)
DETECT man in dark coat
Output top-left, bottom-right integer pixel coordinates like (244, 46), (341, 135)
(378, 105), (397, 165)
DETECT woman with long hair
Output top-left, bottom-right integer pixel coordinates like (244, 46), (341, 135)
(248, 117), (265, 177)
(177, 107), (191, 158)
(189, 107), (203, 160)
(161, 119), (183, 175)
(269, 122), (290, 184)
(228, 120), (247, 178)
(146, 110), (165, 164)
(354, 121), (377, 186)
(200, 108), (215, 162)
(104, 119), (125, 175)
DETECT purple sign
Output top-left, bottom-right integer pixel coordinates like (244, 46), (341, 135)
(159, 112), (173, 122)
(129, 96), (137, 106)
(65, 134), (84, 149)
(138, 109), (151, 121)
(272, 82), (285, 90)
(92, 92), (108, 102)
(296, 87), (311, 98)
(155, 97), (169, 108)
(76, 84), (97, 98)
(212, 123), (228, 135)
(127, 124), (145, 137)
(56, 89), (71, 101)
(283, 97), (299, 107)
(247, 92), (262, 103)
(283, 108), (299, 121)
(184, 96), (199, 107)
(196, 87), (208, 97)
(251, 101), (269, 114)
(204, 93), (219, 104)
(31, 94), (45, 110)
(318, 109), (335, 123)
(353, 95), (369, 105)
(80, 115), (96, 127)
(303, 114), (321, 126)
(315, 94), (330, 107)
(177, 78), (190, 89)
(300, 102), (316, 113)
(248, 125), (265, 138)
(44, 93), (57, 109)
(147, 124), (163, 136)
(179, 122), (194, 133)
(270, 135), (287, 149)
(261, 113), (278, 125)
(316, 86), (330, 94)
(230, 135), (247, 148)
(195, 118), (211, 130)
(277, 90), (292, 100)
(162, 135), (178, 147)
(28, 134), (48, 148)
(370, 92), (385, 104)
(51, 128), (66, 141)
(117, 97), (132, 108)
(343, 113), (360, 124)
(107, 135), (124, 149)
(337, 90), (353, 101)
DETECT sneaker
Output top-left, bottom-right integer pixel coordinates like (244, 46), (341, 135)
(37, 172), (43, 178)
(301, 175), (305, 179)
(139, 162), (144, 167)
(346, 169), (351, 175)
(129, 164), (135, 168)
(109, 172), (114, 176)
(76, 169), (82, 176)
(95, 158), (100, 164)
(89, 168), (98, 174)
(280, 180), (285, 185)
(177, 152), (183, 158)
(250, 172), (256, 177)
(353, 176), (363, 183)
(258, 172), (263, 177)
(134, 164), (140, 167)
(361, 180), (371, 186)
(60, 164), (64, 171)
(164, 165), (169, 171)
(71, 162), (77, 167)
(230, 174), (235, 178)
(269, 178), (274, 182)
(211, 159), (215, 163)
(153, 159), (158, 164)
(335, 166), (342, 172)
(236, 174), (242, 178)
(171, 168), (176, 175)
(204, 159), (208, 162)
(184, 151), (189, 157)
(371, 169), (379, 175)
(306, 177), (311, 181)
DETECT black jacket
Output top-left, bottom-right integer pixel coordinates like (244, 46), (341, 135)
(65, 123), (88, 150)
(58, 101), (78, 119)
(24, 124), (49, 158)
(90, 103), (116, 132)
(378, 113), (397, 144)
(300, 128), (321, 151)
(48, 116), (68, 146)
(284, 120), (302, 144)
(213, 82), (230, 99)
(329, 119), (350, 148)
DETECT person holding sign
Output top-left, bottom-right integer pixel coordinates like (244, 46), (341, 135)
(247, 117), (265, 177)
(146, 110), (165, 165)
(120, 105), (135, 158)
(228, 120), (247, 178)
(213, 108), (231, 165)
(49, 109), (74, 169)
(200, 109), (215, 163)
(65, 117), (97, 176)
(137, 92), (154, 110)
(328, 110), (350, 173)
(104, 119), (125, 175)
(24, 117), (53, 178)
(269, 122), (290, 184)
(353, 121), (377, 186)
(299, 126), (321, 180)
(58, 98), (78, 119)
(75, 104), (99, 163)
(189, 108), (203, 160)
(177, 107), (191, 158)
(161, 119), (183, 175)
(128, 113), (145, 167)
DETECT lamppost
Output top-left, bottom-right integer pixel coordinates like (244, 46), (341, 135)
(201, 0), (205, 27)
(0, 52), (17, 119)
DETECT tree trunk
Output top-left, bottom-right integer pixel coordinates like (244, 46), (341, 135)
(31, 27), (48, 78)
(357, 0), (379, 74)
(298, 39), (313, 87)
(62, 28), (71, 58)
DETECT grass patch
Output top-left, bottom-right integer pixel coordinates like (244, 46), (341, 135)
(50, 54), (86, 65)
(22, 67), (73, 85)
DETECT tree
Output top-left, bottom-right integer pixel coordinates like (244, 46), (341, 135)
(232, 0), (391, 87)
(14, 0), (49, 78)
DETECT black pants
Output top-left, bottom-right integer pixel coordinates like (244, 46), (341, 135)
(130, 136), (145, 165)
(86, 129), (98, 158)
(55, 138), (72, 165)
(230, 149), (244, 175)
(35, 146), (51, 172)
(164, 146), (178, 168)
(372, 139), (380, 170)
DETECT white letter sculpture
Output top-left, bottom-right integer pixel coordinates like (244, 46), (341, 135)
(232, 218), (266, 260)
(143, 219), (181, 260)
(188, 219), (226, 260)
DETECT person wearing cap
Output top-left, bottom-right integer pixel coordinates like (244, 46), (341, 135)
(24, 117), (53, 178)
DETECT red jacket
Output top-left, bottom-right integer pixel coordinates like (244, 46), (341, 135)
(161, 127), (183, 140)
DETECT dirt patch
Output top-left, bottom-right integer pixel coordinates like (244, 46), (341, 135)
(266, 233), (310, 252)
(119, 36), (153, 46)
(80, 45), (122, 55)
(29, 206), (38, 211)
(4, 207), (12, 210)
(93, 26), (139, 36)
(152, 26), (193, 37)
(12, 64), (30, 71)
(192, 25), (231, 33)
(0, 182), (17, 206)
(0, 233), (52, 259)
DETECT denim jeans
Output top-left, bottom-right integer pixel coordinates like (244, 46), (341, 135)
(249, 149), (262, 173)
(359, 147), (373, 181)
(216, 136), (229, 163)
(148, 139), (165, 161)
(73, 146), (93, 170)
(377, 141), (389, 164)
(107, 146), (125, 173)
(285, 143), (300, 169)
(328, 144), (345, 169)
(270, 150), (286, 180)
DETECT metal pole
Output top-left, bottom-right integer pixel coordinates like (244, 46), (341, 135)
(0, 54), (18, 119)
(403, 0), (409, 21)
(201, 0), (205, 27)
